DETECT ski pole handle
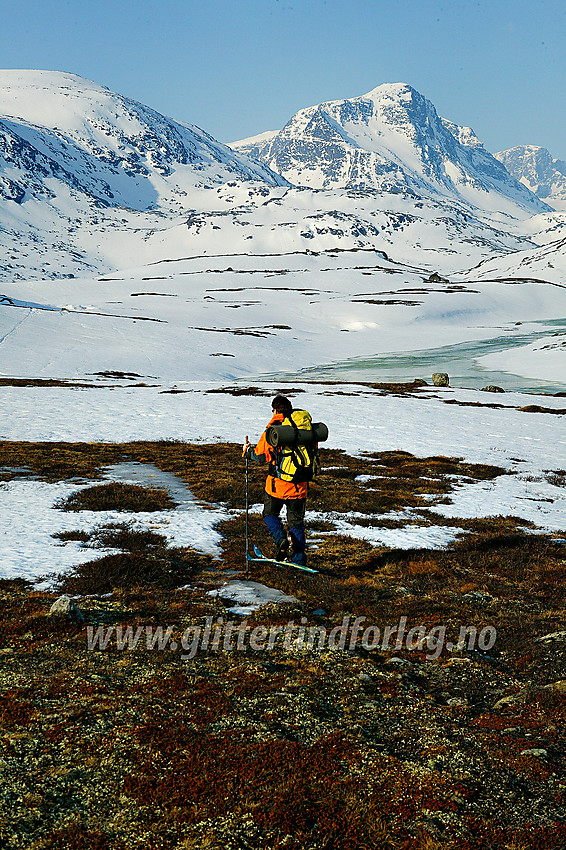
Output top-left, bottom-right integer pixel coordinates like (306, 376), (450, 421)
(242, 435), (250, 457)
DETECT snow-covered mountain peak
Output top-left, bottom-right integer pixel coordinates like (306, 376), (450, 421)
(231, 82), (550, 216)
(0, 69), (285, 213)
(359, 81), (434, 115)
(0, 69), (113, 123)
(363, 81), (415, 98)
(495, 144), (566, 210)
(0, 69), (289, 279)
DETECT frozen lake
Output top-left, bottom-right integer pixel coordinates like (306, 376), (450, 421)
(270, 321), (566, 394)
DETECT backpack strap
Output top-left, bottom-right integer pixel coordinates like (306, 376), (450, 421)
(290, 416), (299, 441)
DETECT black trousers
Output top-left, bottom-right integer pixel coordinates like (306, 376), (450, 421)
(263, 492), (306, 527)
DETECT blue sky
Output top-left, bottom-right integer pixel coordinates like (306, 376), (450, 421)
(1, 0), (565, 155)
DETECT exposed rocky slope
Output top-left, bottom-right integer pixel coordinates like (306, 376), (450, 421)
(495, 145), (566, 209)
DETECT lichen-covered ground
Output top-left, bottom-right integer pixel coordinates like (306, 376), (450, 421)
(0, 439), (565, 849)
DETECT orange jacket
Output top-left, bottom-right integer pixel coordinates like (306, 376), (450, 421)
(254, 413), (308, 500)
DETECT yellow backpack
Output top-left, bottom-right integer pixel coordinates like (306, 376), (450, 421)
(272, 410), (320, 484)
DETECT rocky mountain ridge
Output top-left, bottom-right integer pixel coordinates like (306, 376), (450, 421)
(0, 70), (285, 212)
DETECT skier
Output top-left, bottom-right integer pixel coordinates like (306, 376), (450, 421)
(243, 395), (309, 566)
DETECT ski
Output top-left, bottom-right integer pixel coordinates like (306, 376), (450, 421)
(247, 544), (318, 574)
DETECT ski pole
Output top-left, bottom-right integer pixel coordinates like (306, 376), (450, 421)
(243, 436), (249, 573)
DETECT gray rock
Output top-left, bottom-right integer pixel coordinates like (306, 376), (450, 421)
(493, 684), (565, 710)
(432, 372), (450, 387)
(49, 595), (85, 623)
(493, 690), (529, 710)
(520, 748), (547, 758)
(481, 385), (505, 393)
(535, 630), (566, 643)
(384, 656), (414, 670)
(542, 680), (566, 695)
(463, 590), (495, 605)
(427, 272), (450, 284)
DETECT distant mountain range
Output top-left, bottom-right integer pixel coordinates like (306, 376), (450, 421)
(1, 72), (566, 388)
(495, 145), (566, 209)
(0, 71), (563, 283)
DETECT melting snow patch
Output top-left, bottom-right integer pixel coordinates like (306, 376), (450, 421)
(431, 473), (566, 532)
(0, 464), (228, 585)
(208, 580), (299, 616)
(103, 462), (195, 509)
(0, 479), (112, 583)
(329, 519), (466, 550)
(307, 509), (465, 549)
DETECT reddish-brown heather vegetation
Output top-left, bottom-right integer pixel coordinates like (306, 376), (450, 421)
(0, 438), (564, 848)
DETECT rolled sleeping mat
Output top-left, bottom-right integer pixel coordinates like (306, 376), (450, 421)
(266, 421), (329, 448)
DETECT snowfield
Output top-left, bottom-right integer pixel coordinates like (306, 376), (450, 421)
(1, 249), (565, 389)
(1, 380), (565, 584)
(1, 71), (565, 387)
